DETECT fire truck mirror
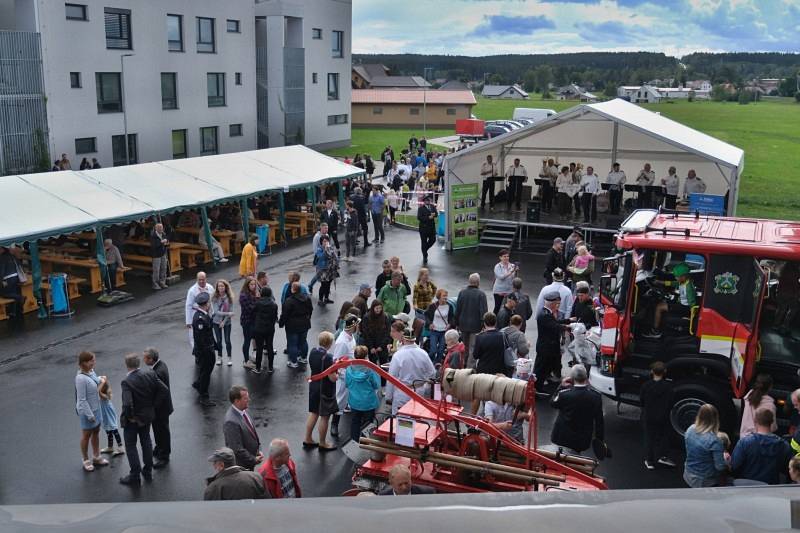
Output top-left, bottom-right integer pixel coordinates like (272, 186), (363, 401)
(600, 274), (617, 305)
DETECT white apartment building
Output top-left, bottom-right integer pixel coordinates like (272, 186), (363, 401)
(0, 0), (350, 170)
(254, 0), (351, 150)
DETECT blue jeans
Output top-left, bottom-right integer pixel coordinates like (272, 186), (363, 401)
(286, 330), (308, 364)
(309, 269), (321, 290)
(428, 330), (446, 363)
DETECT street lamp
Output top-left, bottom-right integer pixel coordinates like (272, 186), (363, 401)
(423, 67), (433, 136)
(120, 53), (134, 165)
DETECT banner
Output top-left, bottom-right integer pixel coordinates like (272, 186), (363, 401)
(450, 183), (479, 249)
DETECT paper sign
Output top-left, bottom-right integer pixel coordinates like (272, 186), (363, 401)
(433, 383), (442, 401)
(394, 416), (416, 447)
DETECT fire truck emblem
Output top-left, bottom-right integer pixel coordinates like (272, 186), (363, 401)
(713, 272), (739, 295)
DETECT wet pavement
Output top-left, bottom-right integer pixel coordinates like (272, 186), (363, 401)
(0, 224), (684, 505)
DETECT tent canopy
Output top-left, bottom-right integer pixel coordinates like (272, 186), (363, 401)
(445, 98), (745, 212)
(0, 145), (363, 247)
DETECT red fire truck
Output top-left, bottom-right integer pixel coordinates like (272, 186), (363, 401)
(591, 210), (800, 435)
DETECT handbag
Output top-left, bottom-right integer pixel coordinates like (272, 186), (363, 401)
(502, 330), (516, 368)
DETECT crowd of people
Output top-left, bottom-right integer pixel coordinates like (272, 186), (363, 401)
(72, 205), (800, 500)
(478, 154), (711, 222)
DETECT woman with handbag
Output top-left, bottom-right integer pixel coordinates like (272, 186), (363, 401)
(304, 332), (338, 450)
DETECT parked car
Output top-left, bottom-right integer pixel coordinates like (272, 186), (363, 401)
(487, 120), (524, 130)
(484, 124), (512, 139)
(512, 107), (557, 123)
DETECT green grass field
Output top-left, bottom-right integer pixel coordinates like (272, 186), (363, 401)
(326, 94), (800, 220)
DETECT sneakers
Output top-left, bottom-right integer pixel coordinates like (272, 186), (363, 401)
(644, 460), (656, 470)
(658, 457), (676, 467)
(251, 367), (262, 375)
(159, 282), (168, 289)
(100, 446), (114, 454)
(286, 361), (298, 369)
(216, 356), (222, 366)
(297, 357), (308, 365)
(113, 446), (125, 456)
(219, 257), (229, 263)
(92, 457), (109, 467)
(152, 285), (162, 291)
(82, 460), (95, 472)
(641, 328), (663, 338)
(227, 358), (233, 367)
(267, 366), (274, 374)
(243, 360), (256, 369)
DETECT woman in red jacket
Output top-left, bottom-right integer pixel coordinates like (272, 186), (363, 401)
(259, 438), (301, 498)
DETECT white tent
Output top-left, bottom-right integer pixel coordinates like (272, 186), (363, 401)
(444, 98), (745, 245)
(0, 146), (364, 247)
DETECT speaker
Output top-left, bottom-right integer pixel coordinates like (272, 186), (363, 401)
(605, 215), (625, 230)
(526, 200), (541, 223)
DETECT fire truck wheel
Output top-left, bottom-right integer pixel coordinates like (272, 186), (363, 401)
(669, 379), (735, 441)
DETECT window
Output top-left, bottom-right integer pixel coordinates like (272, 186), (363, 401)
(112, 134), (137, 166)
(312, 73), (318, 84)
(409, 108), (420, 115)
(200, 126), (218, 155)
(229, 124), (243, 137)
(226, 19), (240, 33)
(74, 137), (96, 154)
(70, 72), (81, 88)
(207, 73), (225, 107)
(172, 129), (187, 159)
(161, 73), (177, 110)
(104, 8), (132, 50)
(167, 14), (183, 51)
(372, 107), (383, 115)
(327, 114), (348, 125)
(332, 30), (343, 58)
(95, 72), (122, 113)
(235, 72), (242, 86)
(197, 17), (215, 53)
(446, 108), (457, 115)
(65, 3), (87, 21)
(327, 73), (339, 100)
(312, 28), (322, 39)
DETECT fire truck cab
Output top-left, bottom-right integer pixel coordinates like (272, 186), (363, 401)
(591, 210), (800, 435)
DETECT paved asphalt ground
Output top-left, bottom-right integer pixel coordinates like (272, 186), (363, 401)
(0, 224), (685, 505)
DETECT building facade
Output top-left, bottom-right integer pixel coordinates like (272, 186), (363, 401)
(351, 89), (475, 127)
(0, 0), (350, 170)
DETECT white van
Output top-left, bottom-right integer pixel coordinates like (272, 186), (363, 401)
(512, 107), (557, 123)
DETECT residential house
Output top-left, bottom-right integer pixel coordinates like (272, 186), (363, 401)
(438, 80), (469, 91)
(351, 63), (430, 90)
(556, 84), (597, 102)
(481, 84), (528, 99)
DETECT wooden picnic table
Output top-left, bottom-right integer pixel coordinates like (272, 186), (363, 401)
(123, 239), (185, 272)
(38, 254), (104, 294)
(250, 218), (299, 241)
(285, 211), (317, 235)
(172, 227), (235, 256)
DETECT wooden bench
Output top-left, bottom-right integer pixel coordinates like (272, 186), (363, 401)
(123, 254), (154, 271)
(0, 297), (13, 321)
(180, 247), (208, 268)
(116, 266), (131, 287)
(173, 227), (234, 256)
(38, 255), (103, 294)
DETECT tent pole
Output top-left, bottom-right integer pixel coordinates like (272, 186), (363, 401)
(240, 198), (250, 249)
(311, 185), (318, 231)
(278, 192), (287, 244)
(200, 206), (217, 267)
(94, 225), (110, 294)
(611, 122), (619, 166)
(338, 179), (345, 211)
(729, 169), (738, 216)
(29, 241), (47, 319)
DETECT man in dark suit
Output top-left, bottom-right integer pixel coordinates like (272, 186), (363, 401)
(143, 347), (173, 469)
(378, 464), (436, 495)
(534, 291), (571, 392)
(192, 292), (216, 406)
(543, 237), (565, 284)
(550, 365), (604, 455)
(417, 195), (437, 265)
(223, 385), (263, 470)
(120, 352), (169, 486)
(319, 199), (340, 252)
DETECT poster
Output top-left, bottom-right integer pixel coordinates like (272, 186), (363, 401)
(450, 183), (479, 249)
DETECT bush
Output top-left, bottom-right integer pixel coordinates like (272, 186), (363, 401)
(738, 90), (752, 105)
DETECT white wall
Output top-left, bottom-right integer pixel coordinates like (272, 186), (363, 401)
(31, 0), (256, 167)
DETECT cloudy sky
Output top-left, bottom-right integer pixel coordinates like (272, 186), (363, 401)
(352, 0), (800, 57)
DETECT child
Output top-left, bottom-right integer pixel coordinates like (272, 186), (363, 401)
(485, 374), (529, 443)
(716, 431), (732, 486)
(640, 362), (674, 470)
(98, 378), (124, 456)
(345, 345), (381, 443)
(572, 245), (595, 270)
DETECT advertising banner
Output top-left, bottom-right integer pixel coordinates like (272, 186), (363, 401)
(450, 183), (479, 249)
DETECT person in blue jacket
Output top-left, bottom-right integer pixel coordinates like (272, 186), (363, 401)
(345, 345), (381, 442)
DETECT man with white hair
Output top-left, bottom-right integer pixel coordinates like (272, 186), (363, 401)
(378, 464), (435, 495)
(455, 273), (488, 366)
(550, 364), (605, 455)
(185, 271), (215, 349)
(535, 268), (574, 317)
(258, 438), (301, 498)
